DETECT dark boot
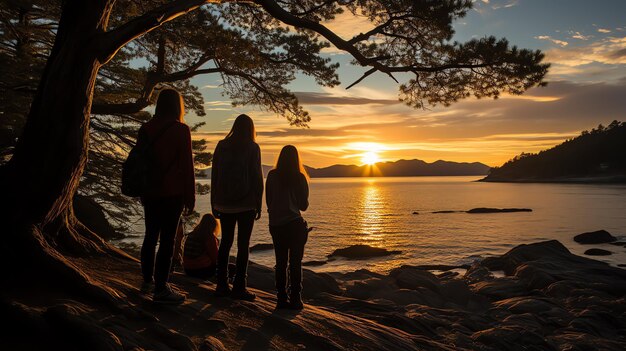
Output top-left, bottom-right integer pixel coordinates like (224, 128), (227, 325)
(276, 291), (289, 309)
(214, 278), (231, 297)
(288, 292), (303, 310)
(231, 287), (256, 301)
(231, 274), (256, 301)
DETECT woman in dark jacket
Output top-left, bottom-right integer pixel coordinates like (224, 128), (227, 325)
(266, 145), (309, 309)
(138, 88), (195, 305)
(211, 114), (263, 301)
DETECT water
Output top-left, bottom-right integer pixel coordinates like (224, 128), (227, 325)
(119, 176), (626, 273)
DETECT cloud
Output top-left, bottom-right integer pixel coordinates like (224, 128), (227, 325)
(204, 100), (232, 106)
(598, 28), (612, 34)
(202, 84), (220, 89)
(571, 31), (593, 41)
(535, 35), (569, 47)
(193, 71), (626, 167)
(544, 36), (626, 67)
(295, 92), (399, 105)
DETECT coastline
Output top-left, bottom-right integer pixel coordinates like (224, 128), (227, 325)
(479, 175), (626, 184)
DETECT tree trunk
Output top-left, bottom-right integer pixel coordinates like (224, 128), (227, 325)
(1, 0), (115, 251)
(0, 1), (134, 304)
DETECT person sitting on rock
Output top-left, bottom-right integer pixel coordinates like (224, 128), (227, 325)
(182, 214), (220, 280)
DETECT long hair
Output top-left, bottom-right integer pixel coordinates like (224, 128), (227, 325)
(223, 114), (255, 144)
(274, 145), (309, 184)
(154, 88), (185, 122)
(189, 214), (219, 238)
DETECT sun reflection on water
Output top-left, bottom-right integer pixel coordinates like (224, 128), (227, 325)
(358, 180), (386, 243)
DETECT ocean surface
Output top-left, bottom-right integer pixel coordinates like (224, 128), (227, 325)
(118, 176), (626, 273)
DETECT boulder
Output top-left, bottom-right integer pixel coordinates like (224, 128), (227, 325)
(328, 244), (401, 259)
(303, 260), (327, 267)
(466, 207), (532, 214)
(584, 248), (612, 256)
(574, 230), (616, 244)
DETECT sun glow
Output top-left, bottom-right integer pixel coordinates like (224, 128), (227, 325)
(361, 151), (380, 165)
(348, 142), (386, 166)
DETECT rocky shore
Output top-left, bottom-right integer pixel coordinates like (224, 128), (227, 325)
(2, 240), (625, 350)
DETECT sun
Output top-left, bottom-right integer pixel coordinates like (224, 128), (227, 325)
(361, 151), (380, 165)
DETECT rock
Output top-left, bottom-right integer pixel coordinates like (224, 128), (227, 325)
(303, 260), (327, 267)
(390, 266), (440, 292)
(471, 325), (555, 350)
(574, 230), (617, 244)
(584, 248), (612, 256)
(201, 336), (227, 351)
(412, 264), (470, 271)
(328, 244), (401, 259)
(73, 195), (123, 240)
(618, 264), (626, 268)
(412, 211), (419, 215)
(250, 243), (274, 252)
(466, 207), (532, 214)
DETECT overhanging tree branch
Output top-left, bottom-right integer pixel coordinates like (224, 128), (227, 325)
(99, 0), (244, 64)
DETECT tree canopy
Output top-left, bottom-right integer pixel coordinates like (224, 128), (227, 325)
(1, 0), (549, 233)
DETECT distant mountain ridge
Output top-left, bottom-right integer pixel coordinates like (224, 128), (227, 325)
(482, 120), (626, 183)
(302, 159), (490, 178)
(200, 159), (490, 178)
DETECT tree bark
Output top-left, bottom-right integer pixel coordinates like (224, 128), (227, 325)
(1, 0), (115, 254)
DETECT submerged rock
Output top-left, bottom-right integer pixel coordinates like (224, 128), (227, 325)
(466, 207), (532, 214)
(584, 248), (612, 256)
(250, 243), (274, 252)
(574, 230), (617, 244)
(328, 244), (401, 259)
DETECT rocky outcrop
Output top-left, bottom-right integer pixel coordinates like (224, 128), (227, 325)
(7, 240), (625, 350)
(328, 244), (402, 259)
(466, 208), (532, 214)
(584, 248), (612, 256)
(574, 230), (617, 244)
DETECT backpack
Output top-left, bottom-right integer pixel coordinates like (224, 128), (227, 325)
(214, 142), (251, 204)
(121, 122), (175, 197)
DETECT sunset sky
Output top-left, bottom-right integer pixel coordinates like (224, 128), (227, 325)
(187, 0), (626, 168)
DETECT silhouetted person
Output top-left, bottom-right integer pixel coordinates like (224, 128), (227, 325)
(183, 214), (219, 279)
(138, 88), (195, 304)
(211, 114), (263, 300)
(266, 145), (310, 309)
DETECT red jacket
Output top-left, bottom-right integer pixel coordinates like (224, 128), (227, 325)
(138, 118), (195, 209)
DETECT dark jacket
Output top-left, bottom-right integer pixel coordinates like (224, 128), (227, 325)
(265, 170), (309, 226)
(211, 140), (263, 213)
(138, 118), (195, 209)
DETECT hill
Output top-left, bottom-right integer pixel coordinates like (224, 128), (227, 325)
(303, 159), (490, 177)
(482, 120), (626, 182)
(201, 159), (490, 178)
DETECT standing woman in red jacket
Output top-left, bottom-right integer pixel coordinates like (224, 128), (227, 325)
(138, 89), (195, 304)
